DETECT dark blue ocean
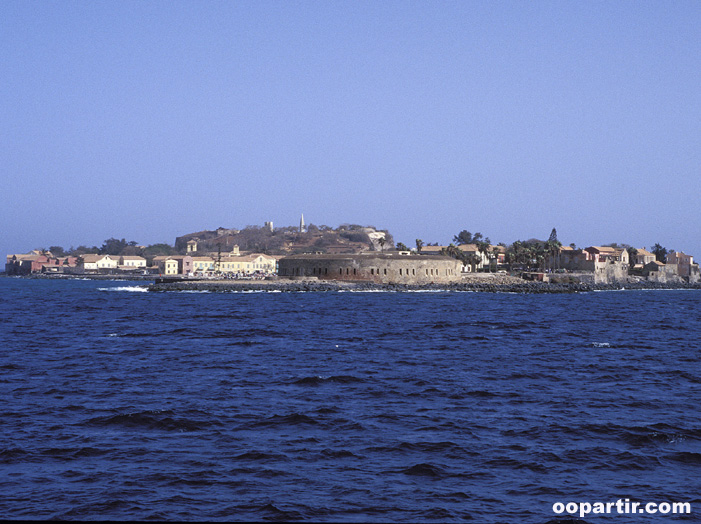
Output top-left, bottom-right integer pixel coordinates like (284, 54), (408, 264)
(1, 277), (700, 523)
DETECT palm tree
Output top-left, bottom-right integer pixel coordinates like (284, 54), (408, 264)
(475, 241), (490, 272)
(488, 245), (500, 273)
(415, 239), (424, 253)
(545, 239), (562, 271)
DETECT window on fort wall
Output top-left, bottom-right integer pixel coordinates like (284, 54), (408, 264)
(399, 269), (402, 275)
(324, 268), (327, 275)
(384, 268), (387, 275)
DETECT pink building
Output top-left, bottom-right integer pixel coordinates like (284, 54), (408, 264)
(666, 251), (694, 277)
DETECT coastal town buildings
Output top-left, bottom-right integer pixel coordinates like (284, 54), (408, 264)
(119, 255), (147, 268)
(642, 261), (678, 282)
(156, 257), (179, 275)
(419, 244), (505, 272)
(5, 252), (78, 275)
(632, 248), (656, 268)
(78, 254), (118, 272)
(279, 253), (461, 284)
(666, 251), (695, 278)
(5, 227), (700, 285)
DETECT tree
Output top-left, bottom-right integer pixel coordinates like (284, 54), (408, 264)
(475, 241), (490, 272)
(69, 245), (100, 256)
(378, 237), (386, 252)
(548, 228), (559, 244)
(49, 246), (65, 257)
(142, 243), (177, 257)
(453, 230), (488, 246)
(488, 245), (501, 272)
(504, 249), (516, 271)
(396, 242), (409, 251)
(441, 243), (472, 271)
(627, 247), (638, 272)
(545, 239), (562, 271)
(506, 241), (521, 270)
(99, 237), (135, 256)
(652, 243), (667, 262)
(453, 230), (472, 245)
(415, 239), (424, 253)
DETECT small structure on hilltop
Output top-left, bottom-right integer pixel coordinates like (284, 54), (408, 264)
(278, 253), (461, 284)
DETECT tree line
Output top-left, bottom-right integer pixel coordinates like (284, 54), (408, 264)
(395, 228), (673, 271)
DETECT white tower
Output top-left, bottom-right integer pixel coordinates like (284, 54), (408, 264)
(300, 213), (306, 233)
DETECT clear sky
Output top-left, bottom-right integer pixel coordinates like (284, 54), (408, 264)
(2, 1), (700, 257)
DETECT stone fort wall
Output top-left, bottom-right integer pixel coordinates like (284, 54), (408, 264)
(278, 253), (461, 284)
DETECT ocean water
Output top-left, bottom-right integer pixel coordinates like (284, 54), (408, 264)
(1, 277), (699, 523)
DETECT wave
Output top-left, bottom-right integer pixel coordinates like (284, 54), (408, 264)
(82, 409), (213, 432)
(292, 375), (365, 385)
(98, 286), (148, 292)
(400, 462), (446, 477)
(234, 450), (290, 461)
(247, 413), (320, 428)
(665, 451), (701, 464)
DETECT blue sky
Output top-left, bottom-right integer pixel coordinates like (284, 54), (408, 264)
(2, 1), (700, 256)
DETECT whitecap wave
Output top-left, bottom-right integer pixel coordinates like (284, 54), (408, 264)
(98, 286), (148, 292)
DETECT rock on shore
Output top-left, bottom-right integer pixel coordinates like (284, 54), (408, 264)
(147, 276), (701, 293)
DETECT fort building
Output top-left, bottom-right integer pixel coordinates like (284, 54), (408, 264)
(278, 253), (462, 284)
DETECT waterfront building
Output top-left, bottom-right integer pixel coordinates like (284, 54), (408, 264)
(191, 256), (215, 274)
(666, 251), (695, 277)
(119, 255), (147, 268)
(632, 248), (656, 268)
(278, 253), (461, 284)
(216, 254), (277, 275)
(79, 254), (118, 272)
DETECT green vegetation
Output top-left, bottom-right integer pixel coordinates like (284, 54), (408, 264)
(453, 230), (488, 245)
(652, 243), (668, 262)
(99, 237), (139, 256)
(174, 224), (393, 255)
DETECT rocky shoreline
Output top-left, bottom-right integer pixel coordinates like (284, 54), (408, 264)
(147, 278), (701, 293)
(10, 272), (700, 293)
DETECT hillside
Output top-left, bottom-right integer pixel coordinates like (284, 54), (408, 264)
(174, 224), (394, 255)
